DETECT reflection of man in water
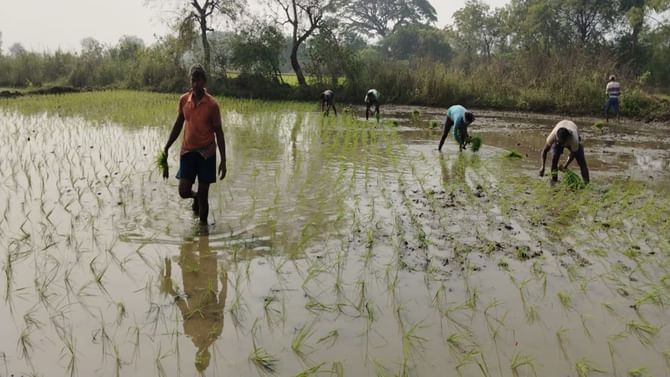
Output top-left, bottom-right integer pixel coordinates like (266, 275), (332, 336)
(161, 236), (227, 372)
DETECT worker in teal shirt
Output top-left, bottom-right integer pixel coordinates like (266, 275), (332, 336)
(438, 105), (475, 152)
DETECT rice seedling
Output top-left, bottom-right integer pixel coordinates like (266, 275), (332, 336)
(558, 291), (573, 310)
(470, 136), (482, 152)
(628, 367), (650, 377)
(1, 352), (7, 377)
(556, 327), (570, 361)
(317, 329), (339, 348)
(446, 331), (474, 354)
(292, 322), (315, 355)
(329, 361), (344, 377)
(17, 326), (34, 364)
(563, 169), (586, 190)
(59, 331), (78, 377)
(430, 120), (439, 128)
(505, 150), (524, 159)
(574, 357), (607, 377)
(510, 352), (537, 377)
(525, 305), (538, 324)
(631, 288), (664, 309)
(295, 362), (327, 377)
(626, 320), (659, 347)
(249, 346), (279, 373)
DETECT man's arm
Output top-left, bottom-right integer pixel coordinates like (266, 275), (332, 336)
(214, 124), (227, 180)
(162, 113), (185, 179)
(560, 153), (575, 170)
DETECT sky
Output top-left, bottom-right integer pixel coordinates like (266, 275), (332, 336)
(0, 0), (509, 53)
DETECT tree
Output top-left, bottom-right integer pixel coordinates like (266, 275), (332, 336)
(305, 21), (364, 86)
(379, 24), (451, 62)
(151, 0), (244, 72)
(272, 0), (334, 86)
(452, 0), (504, 59)
(335, 0), (437, 38)
(555, 0), (616, 46)
(9, 43), (27, 57)
(229, 21), (287, 81)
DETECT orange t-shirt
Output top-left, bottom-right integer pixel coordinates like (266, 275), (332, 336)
(179, 89), (222, 157)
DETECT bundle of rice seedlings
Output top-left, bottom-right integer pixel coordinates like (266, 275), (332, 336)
(562, 169), (585, 190)
(155, 150), (168, 176)
(593, 120), (604, 129)
(470, 136), (482, 152)
(505, 150), (523, 159)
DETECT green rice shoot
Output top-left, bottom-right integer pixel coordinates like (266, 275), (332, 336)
(563, 169), (585, 190)
(505, 150), (524, 159)
(155, 150), (168, 177)
(470, 136), (482, 152)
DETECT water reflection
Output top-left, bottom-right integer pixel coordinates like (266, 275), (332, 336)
(161, 234), (227, 372)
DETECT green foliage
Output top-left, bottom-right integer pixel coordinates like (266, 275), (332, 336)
(229, 21), (286, 82)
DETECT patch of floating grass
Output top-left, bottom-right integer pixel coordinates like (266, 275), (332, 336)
(505, 150), (524, 159)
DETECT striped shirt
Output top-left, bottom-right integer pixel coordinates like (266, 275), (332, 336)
(606, 81), (621, 98)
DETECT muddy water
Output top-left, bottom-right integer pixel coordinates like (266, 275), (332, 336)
(1, 102), (669, 377)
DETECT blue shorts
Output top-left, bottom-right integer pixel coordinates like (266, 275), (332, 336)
(176, 152), (216, 184)
(606, 97), (619, 116)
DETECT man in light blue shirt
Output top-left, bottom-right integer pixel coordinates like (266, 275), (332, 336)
(438, 105), (475, 152)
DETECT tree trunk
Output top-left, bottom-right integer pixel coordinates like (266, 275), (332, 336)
(290, 42), (307, 86)
(200, 19), (211, 71)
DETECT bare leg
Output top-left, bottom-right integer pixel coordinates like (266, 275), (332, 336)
(550, 149), (562, 182)
(196, 182), (210, 224)
(438, 117), (453, 152)
(575, 146), (590, 184)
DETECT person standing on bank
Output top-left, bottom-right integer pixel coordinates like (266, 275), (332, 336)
(320, 89), (337, 116)
(438, 105), (475, 152)
(605, 74), (621, 123)
(163, 64), (227, 224)
(365, 89), (380, 120)
(539, 120), (589, 184)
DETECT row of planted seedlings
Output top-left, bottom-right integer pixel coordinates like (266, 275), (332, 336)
(357, 129), (670, 377)
(0, 106), (183, 377)
(458, 160), (670, 376)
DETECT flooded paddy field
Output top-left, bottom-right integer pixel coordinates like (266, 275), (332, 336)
(1, 91), (669, 377)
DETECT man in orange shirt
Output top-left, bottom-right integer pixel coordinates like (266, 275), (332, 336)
(163, 65), (227, 224)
